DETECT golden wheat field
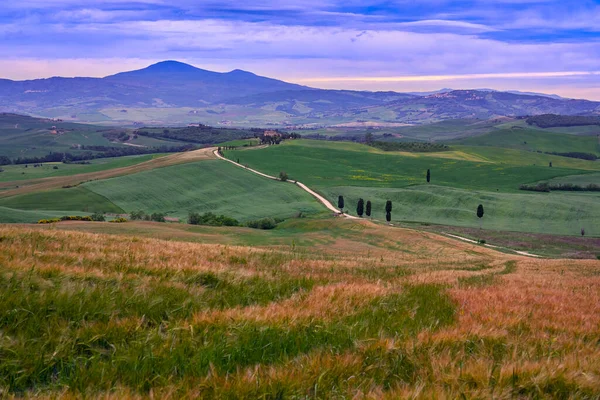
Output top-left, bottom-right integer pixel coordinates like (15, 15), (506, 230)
(0, 220), (599, 398)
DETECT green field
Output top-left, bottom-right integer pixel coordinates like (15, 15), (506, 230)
(453, 128), (600, 155)
(0, 186), (124, 214)
(226, 140), (600, 235)
(320, 185), (599, 236)
(227, 140), (598, 191)
(0, 206), (93, 223)
(544, 172), (600, 185)
(0, 160), (326, 222)
(83, 160), (325, 221)
(0, 154), (160, 182)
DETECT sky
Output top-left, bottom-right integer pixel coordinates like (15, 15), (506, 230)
(1, 0), (600, 99)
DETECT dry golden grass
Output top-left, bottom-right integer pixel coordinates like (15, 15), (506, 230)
(0, 222), (598, 398)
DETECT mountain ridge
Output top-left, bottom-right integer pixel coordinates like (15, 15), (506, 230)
(1, 61), (599, 126)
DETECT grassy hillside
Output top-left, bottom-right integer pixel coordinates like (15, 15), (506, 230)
(0, 113), (177, 159)
(225, 140), (600, 235)
(320, 185), (599, 236)
(0, 206), (92, 223)
(0, 187), (124, 214)
(1, 222), (598, 397)
(0, 154), (158, 182)
(84, 160), (325, 221)
(453, 128), (600, 155)
(226, 140), (597, 192)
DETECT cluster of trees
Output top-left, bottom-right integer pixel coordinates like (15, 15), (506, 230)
(135, 125), (262, 144)
(520, 182), (600, 192)
(526, 114), (600, 128)
(102, 131), (134, 142)
(544, 152), (598, 161)
(37, 213), (106, 224)
(188, 212), (238, 227)
(187, 212), (282, 230)
(369, 141), (450, 153)
(258, 132), (301, 145)
(129, 211), (166, 222)
(5, 144), (195, 165)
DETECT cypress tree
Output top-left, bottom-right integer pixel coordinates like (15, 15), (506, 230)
(338, 195), (345, 213)
(366, 200), (372, 218)
(385, 200), (392, 223)
(357, 198), (364, 217)
(426, 169), (431, 183)
(477, 204), (484, 229)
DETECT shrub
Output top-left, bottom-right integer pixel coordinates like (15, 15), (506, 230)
(91, 212), (105, 222)
(478, 239), (486, 244)
(246, 217), (278, 230)
(37, 218), (61, 224)
(109, 217), (128, 223)
(129, 210), (147, 220)
(279, 171), (288, 181)
(53, 166), (59, 169)
(150, 213), (166, 223)
(188, 212), (239, 227)
(60, 215), (93, 222)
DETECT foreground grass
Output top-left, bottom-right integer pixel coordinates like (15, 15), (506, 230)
(0, 222), (598, 397)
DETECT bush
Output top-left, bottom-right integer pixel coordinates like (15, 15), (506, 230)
(91, 212), (105, 222)
(188, 212), (239, 227)
(53, 166), (59, 170)
(60, 215), (93, 222)
(37, 218), (61, 224)
(246, 217), (279, 230)
(150, 213), (166, 223)
(109, 217), (128, 223)
(520, 182), (600, 192)
(478, 239), (487, 245)
(279, 171), (288, 181)
(129, 210), (147, 220)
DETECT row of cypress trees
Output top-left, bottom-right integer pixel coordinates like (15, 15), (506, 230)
(338, 196), (394, 222)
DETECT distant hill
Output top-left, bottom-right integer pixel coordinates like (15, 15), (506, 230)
(1, 61), (600, 126)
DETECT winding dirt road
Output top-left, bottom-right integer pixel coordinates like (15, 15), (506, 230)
(213, 149), (357, 219)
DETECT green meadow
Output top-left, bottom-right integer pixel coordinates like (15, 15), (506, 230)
(0, 155), (159, 182)
(84, 160), (325, 221)
(453, 127), (600, 155)
(226, 140), (600, 235)
(0, 160), (326, 222)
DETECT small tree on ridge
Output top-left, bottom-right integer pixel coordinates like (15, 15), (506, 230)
(477, 204), (484, 229)
(385, 200), (392, 224)
(357, 198), (364, 217)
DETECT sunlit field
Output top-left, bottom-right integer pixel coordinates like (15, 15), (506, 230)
(1, 220), (598, 398)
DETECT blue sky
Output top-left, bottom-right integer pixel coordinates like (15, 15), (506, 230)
(1, 0), (600, 98)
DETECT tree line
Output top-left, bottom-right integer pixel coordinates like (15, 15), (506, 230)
(526, 114), (600, 128)
(2, 144), (196, 165)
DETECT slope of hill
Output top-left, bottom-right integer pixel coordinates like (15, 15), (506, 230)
(0, 61), (307, 113)
(2, 62), (600, 126)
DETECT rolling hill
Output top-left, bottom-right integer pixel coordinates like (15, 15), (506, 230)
(2, 61), (600, 126)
